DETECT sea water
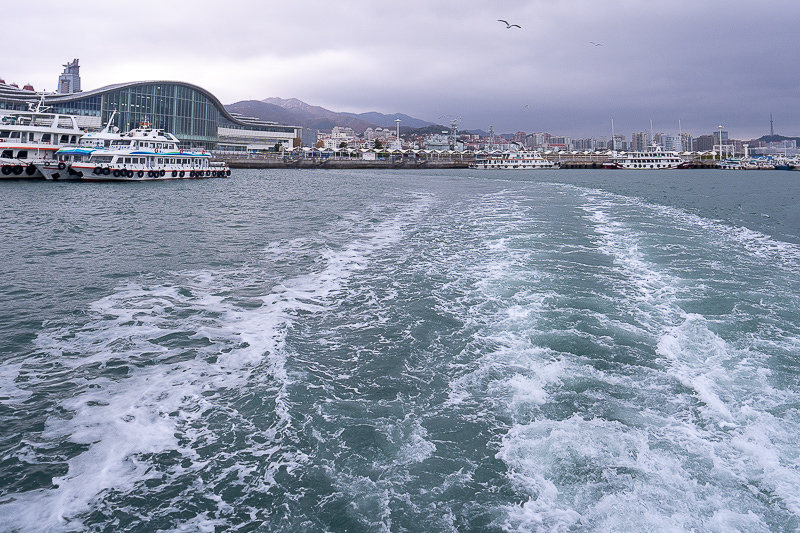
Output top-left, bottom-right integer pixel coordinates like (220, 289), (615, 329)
(1, 169), (799, 532)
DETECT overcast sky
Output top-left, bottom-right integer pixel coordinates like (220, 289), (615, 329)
(4, 0), (797, 139)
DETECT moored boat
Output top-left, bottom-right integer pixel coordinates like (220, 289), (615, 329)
(70, 121), (230, 181)
(611, 145), (689, 169)
(39, 111), (123, 180)
(470, 150), (556, 169)
(0, 97), (84, 179)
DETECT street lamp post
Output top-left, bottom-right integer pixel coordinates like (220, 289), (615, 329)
(718, 125), (723, 161)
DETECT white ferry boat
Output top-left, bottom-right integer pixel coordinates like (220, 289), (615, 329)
(470, 150), (556, 169)
(39, 111), (124, 180)
(69, 121), (230, 181)
(0, 98), (84, 179)
(611, 146), (690, 169)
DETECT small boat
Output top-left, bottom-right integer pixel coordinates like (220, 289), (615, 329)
(0, 97), (84, 179)
(69, 120), (230, 181)
(470, 150), (556, 169)
(611, 145), (689, 169)
(717, 159), (745, 170)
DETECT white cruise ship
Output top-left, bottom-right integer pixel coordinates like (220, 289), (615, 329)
(69, 121), (230, 181)
(611, 145), (689, 169)
(470, 150), (556, 169)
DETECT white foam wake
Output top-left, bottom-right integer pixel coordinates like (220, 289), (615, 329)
(0, 194), (434, 531)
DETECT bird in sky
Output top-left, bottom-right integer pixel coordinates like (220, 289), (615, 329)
(498, 19), (521, 29)
(590, 41), (603, 46)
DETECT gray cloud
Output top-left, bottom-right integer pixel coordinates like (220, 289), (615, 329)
(4, 0), (797, 140)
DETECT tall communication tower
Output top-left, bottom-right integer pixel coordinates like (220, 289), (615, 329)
(770, 112), (775, 136)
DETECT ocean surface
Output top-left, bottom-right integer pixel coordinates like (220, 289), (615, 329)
(1, 168), (799, 532)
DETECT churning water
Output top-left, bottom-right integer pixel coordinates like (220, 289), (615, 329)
(1, 169), (799, 532)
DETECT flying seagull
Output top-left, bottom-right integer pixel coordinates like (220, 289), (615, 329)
(590, 41), (603, 46)
(498, 19), (521, 29)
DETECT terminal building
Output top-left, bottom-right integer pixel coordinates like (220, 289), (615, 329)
(0, 60), (302, 153)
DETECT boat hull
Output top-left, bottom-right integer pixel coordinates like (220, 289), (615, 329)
(73, 164), (231, 181)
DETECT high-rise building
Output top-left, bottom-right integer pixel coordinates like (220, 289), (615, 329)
(57, 59), (81, 94)
(632, 131), (648, 151)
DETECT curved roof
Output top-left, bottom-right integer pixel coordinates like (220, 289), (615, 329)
(42, 80), (258, 128)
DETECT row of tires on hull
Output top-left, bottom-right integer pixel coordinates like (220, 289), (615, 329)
(1, 164), (37, 176)
(91, 167), (231, 178)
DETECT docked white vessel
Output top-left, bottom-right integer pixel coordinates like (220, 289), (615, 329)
(0, 98), (84, 178)
(611, 145), (689, 169)
(69, 121), (230, 181)
(470, 150), (556, 169)
(39, 112), (123, 180)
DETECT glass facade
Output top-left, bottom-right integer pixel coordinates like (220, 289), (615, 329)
(44, 83), (222, 150)
(48, 94), (102, 117)
(100, 84), (219, 150)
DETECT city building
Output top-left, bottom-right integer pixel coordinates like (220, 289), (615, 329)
(632, 132), (649, 151)
(57, 59), (81, 94)
(695, 135), (715, 151)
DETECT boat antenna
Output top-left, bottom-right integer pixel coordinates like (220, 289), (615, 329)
(28, 93), (51, 113)
(101, 109), (118, 133)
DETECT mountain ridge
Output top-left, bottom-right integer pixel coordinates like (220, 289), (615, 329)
(225, 97), (436, 134)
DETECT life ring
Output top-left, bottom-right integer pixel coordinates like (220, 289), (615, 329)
(26, 164), (36, 176)
(172, 170), (178, 177)
(160, 169), (165, 177)
(189, 171), (195, 178)
(147, 170), (154, 178)
(57, 162), (66, 170)
(12, 165), (23, 175)
(127, 170), (134, 178)
(113, 169), (121, 177)
(1, 165), (11, 175)
(138, 170), (144, 177)
(179, 171), (185, 177)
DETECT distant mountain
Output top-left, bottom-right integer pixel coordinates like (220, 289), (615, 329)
(759, 134), (800, 144)
(340, 111), (434, 130)
(225, 97), (435, 134)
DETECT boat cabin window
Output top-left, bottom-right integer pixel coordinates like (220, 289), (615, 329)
(9, 131), (20, 139)
(71, 136), (77, 144)
(42, 134), (51, 143)
(0, 131), (9, 139)
(60, 135), (69, 144)
(2, 150), (12, 158)
(17, 151), (27, 159)
(28, 133), (35, 142)
(91, 155), (114, 163)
